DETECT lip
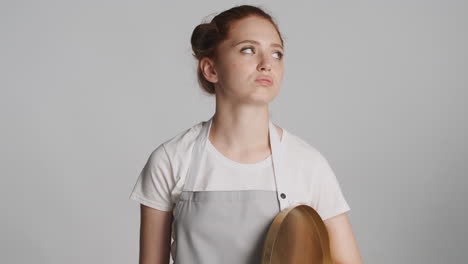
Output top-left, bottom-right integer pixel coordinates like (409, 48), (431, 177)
(255, 76), (273, 86)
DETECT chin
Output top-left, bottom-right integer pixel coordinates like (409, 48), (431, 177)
(247, 93), (277, 105)
(235, 85), (279, 105)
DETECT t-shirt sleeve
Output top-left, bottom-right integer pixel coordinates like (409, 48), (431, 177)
(129, 143), (175, 212)
(313, 153), (351, 221)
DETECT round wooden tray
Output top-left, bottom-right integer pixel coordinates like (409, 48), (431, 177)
(261, 204), (332, 264)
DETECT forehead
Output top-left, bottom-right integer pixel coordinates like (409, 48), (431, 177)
(225, 16), (282, 46)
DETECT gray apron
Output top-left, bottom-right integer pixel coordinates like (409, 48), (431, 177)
(170, 115), (290, 264)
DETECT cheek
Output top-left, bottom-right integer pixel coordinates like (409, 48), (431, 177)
(226, 62), (250, 78)
(275, 64), (284, 78)
(229, 62), (240, 71)
(230, 58), (249, 68)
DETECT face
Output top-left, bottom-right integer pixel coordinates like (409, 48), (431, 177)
(202, 16), (285, 105)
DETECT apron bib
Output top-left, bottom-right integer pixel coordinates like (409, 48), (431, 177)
(171, 115), (288, 264)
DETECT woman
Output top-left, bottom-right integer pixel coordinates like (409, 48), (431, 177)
(130, 5), (363, 264)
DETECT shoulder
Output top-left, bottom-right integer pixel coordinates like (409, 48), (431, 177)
(145, 119), (206, 180)
(282, 129), (349, 213)
(146, 120), (202, 156)
(283, 128), (329, 169)
(160, 119), (204, 155)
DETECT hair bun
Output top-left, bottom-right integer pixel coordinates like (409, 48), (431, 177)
(191, 22), (219, 59)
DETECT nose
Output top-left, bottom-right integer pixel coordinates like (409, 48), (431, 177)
(257, 52), (272, 72)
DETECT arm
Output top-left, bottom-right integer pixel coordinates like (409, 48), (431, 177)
(139, 204), (173, 264)
(324, 212), (363, 264)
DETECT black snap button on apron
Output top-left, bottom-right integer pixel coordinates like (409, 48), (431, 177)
(280, 193), (286, 199)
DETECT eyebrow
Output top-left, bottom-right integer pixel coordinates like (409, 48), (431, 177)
(233, 39), (283, 50)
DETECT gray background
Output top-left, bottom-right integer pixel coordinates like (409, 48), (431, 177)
(1, 0), (467, 263)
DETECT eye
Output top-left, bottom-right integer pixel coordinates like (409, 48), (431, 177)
(241, 46), (284, 60)
(240, 46), (255, 54)
(273, 51), (284, 60)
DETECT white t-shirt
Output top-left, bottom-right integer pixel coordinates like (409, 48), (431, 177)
(129, 120), (350, 220)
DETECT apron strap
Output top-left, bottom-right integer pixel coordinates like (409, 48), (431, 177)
(181, 114), (290, 211)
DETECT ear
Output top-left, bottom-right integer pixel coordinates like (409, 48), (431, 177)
(199, 57), (219, 83)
